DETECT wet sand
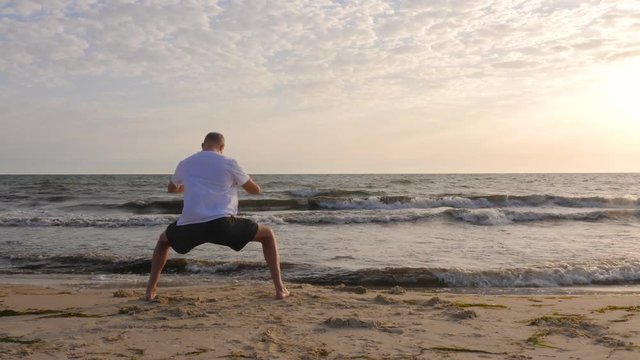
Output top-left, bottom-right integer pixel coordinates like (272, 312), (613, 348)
(1, 281), (640, 359)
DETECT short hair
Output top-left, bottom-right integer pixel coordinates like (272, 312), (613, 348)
(203, 132), (225, 145)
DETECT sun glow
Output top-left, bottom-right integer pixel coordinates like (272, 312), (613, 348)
(600, 58), (640, 122)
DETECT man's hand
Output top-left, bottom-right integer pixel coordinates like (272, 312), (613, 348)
(241, 179), (261, 195)
(167, 181), (184, 193)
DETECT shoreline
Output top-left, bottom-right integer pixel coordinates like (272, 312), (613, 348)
(3, 273), (640, 295)
(2, 279), (640, 359)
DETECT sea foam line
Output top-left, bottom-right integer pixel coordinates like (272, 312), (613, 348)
(5, 254), (640, 288)
(0, 214), (178, 228)
(1, 208), (639, 227)
(45, 194), (640, 214)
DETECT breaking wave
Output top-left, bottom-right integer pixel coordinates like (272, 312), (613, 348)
(2, 209), (638, 228)
(305, 194), (640, 211)
(4, 255), (640, 288)
(0, 214), (178, 227)
(44, 194), (640, 214)
(443, 209), (640, 226)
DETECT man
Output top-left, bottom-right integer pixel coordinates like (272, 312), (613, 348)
(145, 132), (289, 300)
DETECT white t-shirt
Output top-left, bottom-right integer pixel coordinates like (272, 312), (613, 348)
(171, 151), (250, 225)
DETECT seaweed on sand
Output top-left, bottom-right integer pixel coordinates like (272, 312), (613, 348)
(430, 345), (506, 354)
(453, 302), (508, 309)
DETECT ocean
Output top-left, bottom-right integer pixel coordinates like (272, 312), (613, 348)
(1, 173), (640, 292)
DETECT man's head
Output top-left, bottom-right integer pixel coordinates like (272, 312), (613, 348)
(202, 132), (225, 152)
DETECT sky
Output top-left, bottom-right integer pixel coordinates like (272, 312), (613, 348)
(1, 0), (639, 174)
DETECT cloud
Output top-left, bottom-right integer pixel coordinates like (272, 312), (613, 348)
(492, 60), (540, 69)
(607, 49), (640, 62)
(1, 0), (640, 173)
(572, 39), (609, 51)
(1, 0), (637, 107)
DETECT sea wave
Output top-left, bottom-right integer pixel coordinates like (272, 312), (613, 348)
(1, 208), (639, 228)
(4, 255), (640, 288)
(290, 263), (640, 288)
(284, 208), (640, 226)
(30, 194), (640, 214)
(286, 189), (376, 198)
(307, 194), (640, 211)
(0, 214), (178, 227)
(117, 200), (183, 213)
(115, 199), (311, 213)
(443, 209), (640, 225)
(0, 255), (291, 276)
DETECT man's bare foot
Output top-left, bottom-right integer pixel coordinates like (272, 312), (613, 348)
(276, 288), (290, 300)
(144, 288), (157, 302)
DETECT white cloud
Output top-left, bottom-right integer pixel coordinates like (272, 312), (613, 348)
(1, 0), (638, 98)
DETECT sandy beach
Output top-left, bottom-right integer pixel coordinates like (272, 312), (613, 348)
(1, 280), (640, 359)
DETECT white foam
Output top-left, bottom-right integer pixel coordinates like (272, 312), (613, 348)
(0, 214), (177, 227)
(311, 194), (640, 211)
(245, 214), (288, 225)
(433, 262), (640, 288)
(186, 262), (240, 274)
(1, 207), (638, 228)
(446, 209), (512, 225)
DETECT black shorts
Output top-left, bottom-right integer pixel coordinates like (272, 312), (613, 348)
(165, 217), (259, 254)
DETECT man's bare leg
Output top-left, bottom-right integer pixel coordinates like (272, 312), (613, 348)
(145, 232), (171, 301)
(253, 225), (289, 299)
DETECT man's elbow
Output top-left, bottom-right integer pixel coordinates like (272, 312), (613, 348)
(167, 182), (183, 193)
(242, 181), (261, 195)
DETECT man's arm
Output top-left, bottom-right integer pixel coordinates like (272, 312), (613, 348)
(167, 181), (184, 193)
(241, 178), (261, 195)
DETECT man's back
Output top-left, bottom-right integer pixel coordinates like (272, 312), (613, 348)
(172, 151), (249, 225)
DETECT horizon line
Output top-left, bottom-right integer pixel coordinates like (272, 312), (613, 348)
(1, 171), (639, 176)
